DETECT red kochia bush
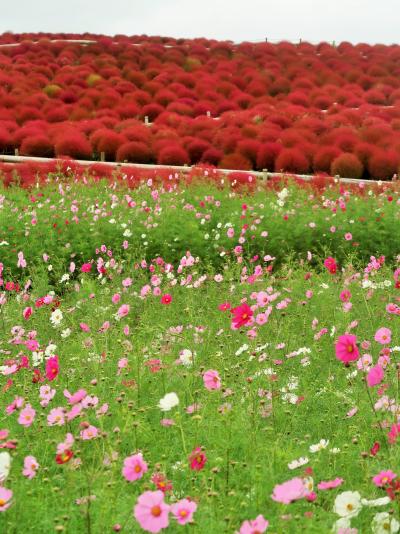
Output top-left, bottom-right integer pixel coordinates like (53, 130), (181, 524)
(256, 142), (282, 170)
(201, 147), (223, 166)
(219, 153), (252, 170)
(157, 144), (189, 166)
(331, 153), (363, 179)
(274, 148), (310, 174)
(187, 140), (211, 163)
(20, 135), (54, 157)
(90, 129), (125, 160)
(367, 149), (399, 180)
(116, 141), (153, 163)
(54, 132), (92, 159)
(312, 146), (342, 173)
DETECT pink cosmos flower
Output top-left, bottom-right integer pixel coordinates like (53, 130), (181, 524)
(22, 456), (39, 479)
(0, 487), (12, 511)
(117, 304), (130, 318)
(57, 433), (74, 454)
(112, 293), (121, 304)
(344, 233), (352, 241)
(170, 499), (197, 525)
(271, 477), (307, 504)
(237, 514), (269, 533)
(203, 370), (221, 390)
(189, 447), (207, 471)
(122, 453), (148, 482)
(23, 307), (32, 320)
(340, 290), (352, 303)
(80, 425), (98, 440)
(367, 365), (384, 387)
(66, 404), (82, 421)
(18, 404), (36, 427)
(81, 263), (92, 273)
(372, 470), (397, 487)
(134, 490), (170, 533)
(45, 355), (59, 381)
(335, 334), (359, 363)
(374, 327), (391, 345)
(47, 407), (65, 426)
(317, 478), (344, 490)
(64, 388), (87, 405)
(79, 322), (90, 332)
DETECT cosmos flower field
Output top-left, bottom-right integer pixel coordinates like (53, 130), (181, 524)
(0, 170), (400, 533)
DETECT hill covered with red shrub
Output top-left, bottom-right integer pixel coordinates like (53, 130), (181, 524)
(1, 33), (400, 179)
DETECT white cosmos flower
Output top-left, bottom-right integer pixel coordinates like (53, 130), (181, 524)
(50, 309), (63, 326)
(288, 456), (309, 470)
(0, 452), (11, 483)
(333, 491), (362, 518)
(32, 351), (44, 367)
(309, 439), (329, 453)
(45, 344), (57, 357)
(362, 497), (391, 507)
(61, 328), (71, 338)
(158, 392), (179, 412)
(179, 349), (194, 367)
(371, 512), (400, 534)
(332, 517), (351, 533)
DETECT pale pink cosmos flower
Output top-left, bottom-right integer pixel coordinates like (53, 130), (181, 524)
(18, 405), (36, 427)
(344, 233), (352, 241)
(203, 370), (221, 390)
(112, 293), (121, 304)
(374, 327), (391, 345)
(65, 404), (82, 421)
(122, 453), (148, 482)
(79, 323), (90, 332)
(0, 487), (12, 511)
(271, 477), (307, 504)
(170, 499), (197, 525)
(47, 407), (65, 426)
(134, 490), (170, 533)
(57, 433), (75, 454)
(117, 304), (130, 318)
(22, 456), (39, 479)
(357, 354), (373, 372)
(80, 425), (98, 440)
(237, 514), (269, 533)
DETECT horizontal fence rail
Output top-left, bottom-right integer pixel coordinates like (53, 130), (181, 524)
(0, 154), (392, 185)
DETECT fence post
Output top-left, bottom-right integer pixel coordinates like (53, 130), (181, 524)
(262, 168), (268, 182)
(14, 148), (19, 157)
(100, 152), (105, 162)
(144, 116), (149, 125)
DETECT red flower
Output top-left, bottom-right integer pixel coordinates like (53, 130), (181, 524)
(230, 303), (253, 329)
(189, 447), (207, 471)
(56, 450), (73, 464)
(370, 442), (380, 457)
(218, 302), (231, 311)
(161, 294), (172, 305)
(324, 257), (337, 274)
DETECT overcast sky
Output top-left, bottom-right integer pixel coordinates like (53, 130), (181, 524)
(1, 0), (398, 45)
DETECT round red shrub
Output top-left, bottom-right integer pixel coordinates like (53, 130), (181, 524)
(256, 142), (282, 170)
(367, 149), (399, 180)
(20, 135), (54, 157)
(274, 148), (310, 174)
(331, 153), (363, 179)
(116, 141), (153, 163)
(219, 153), (252, 170)
(201, 147), (223, 166)
(54, 132), (92, 159)
(95, 131), (126, 160)
(187, 140), (211, 163)
(157, 144), (189, 166)
(313, 147), (342, 173)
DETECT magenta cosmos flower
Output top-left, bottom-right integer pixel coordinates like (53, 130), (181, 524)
(238, 514), (269, 533)
(134, 490), (170, 533)
(374, 327), (391, 345)
(0, 487), (12, 511)
(161, 294), (172, 305)
(317, 478), (344, 490)
(203, 370), (221, 390)
(231, 303), (253, 329)
(372, 470), (397, 487)
(45, 355), (59, 381)
(335, 334), (359, 363)
(122, 453), (148, 482)
(170, 498), (197, 525)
